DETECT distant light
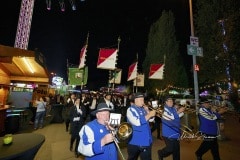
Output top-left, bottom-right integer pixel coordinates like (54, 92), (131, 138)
(69, 0), (77, 11)
(46, 0), (51, 10)
(72, 5), (76, 11)
(52, 76), (63, 86)
(59, 0), (65, 12)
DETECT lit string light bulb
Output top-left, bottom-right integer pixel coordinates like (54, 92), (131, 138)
(59, 0), (65, 12)
(46, 0), (51, 10)
(69, 0), (76, 11)
(218, 19), (232, 94)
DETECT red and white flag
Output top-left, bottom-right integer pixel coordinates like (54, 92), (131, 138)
(97, 48), (118, 70)
(78, 45), (87, 69)
(149, 64), (164, 79)
(127, 62), (138, 81)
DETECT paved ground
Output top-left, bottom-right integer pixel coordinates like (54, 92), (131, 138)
(16, 110), (240, 160)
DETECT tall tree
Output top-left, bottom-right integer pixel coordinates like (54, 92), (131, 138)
(143, 10), (188, 94)
(195, 0), (240, 107)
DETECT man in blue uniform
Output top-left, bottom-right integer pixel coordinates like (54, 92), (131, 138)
(195, 98), (227, 160)
(158, 96), (185, 160)
(78, 103), (117, 160)
(126, 92), (156, 160)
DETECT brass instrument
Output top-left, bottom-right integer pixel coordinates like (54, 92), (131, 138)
(148, 105), (202, 140)
(116, 122), (133, 142)
(106, 122), (133, 160)
(174, 104), (197, 114)
(148, 105), (163, 118)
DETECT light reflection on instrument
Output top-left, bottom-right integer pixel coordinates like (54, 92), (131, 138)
(105, 121), (133, 160)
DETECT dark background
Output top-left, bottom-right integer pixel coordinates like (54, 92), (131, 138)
(0, 0), (191, 90)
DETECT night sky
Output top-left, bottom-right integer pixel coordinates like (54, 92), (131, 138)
(0, 0), (191, 90)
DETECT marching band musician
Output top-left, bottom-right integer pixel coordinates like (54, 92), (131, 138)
(126, 92), (156, 160)
(195, 98), (227, 160)
(158, 96), (185, 160)
(78, 103), (117, 160)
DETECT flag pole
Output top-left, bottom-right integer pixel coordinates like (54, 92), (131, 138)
(67, 59), (69, 85)
(81, 33), (89, 90)
(112, 36), (121, 91)
(135, 53), (138, 93)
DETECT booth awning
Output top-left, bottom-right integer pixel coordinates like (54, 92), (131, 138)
(0, 45), (49, 83)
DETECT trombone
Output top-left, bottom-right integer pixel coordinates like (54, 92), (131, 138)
(147, 105), (197, 138)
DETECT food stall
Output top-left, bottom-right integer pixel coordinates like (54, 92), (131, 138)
(0, 45), (50, 135)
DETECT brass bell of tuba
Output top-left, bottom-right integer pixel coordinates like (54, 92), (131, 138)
(116, 122), (133, 142)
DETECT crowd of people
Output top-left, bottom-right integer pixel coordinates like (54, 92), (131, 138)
(29, 91), (228, 159)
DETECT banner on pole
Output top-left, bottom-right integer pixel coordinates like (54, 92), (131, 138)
(78, 45), (87, 69)
(68, 67), (88, 85)
(109, 69), (122, 84)
(134, 74), (144, 87)
(97, 48), (118, 70)
(127, 62), (138, 81)
(149, 64), (164, 80)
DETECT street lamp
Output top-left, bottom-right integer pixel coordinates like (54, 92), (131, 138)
(189, 0), (199, 107)
(188, 0), (201, 127)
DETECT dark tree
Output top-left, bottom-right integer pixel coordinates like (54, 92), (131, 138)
(143, 10), (188, 94)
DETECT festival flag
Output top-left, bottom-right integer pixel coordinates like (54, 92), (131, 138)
(127, 62), (138, 81)
(149, 64), (165, 79)
(109, 69), (122, 84)
(78, 45), (87, 69)
(97, 48), (118, 70)
(133, 74), (144, 87)
(68, 67), (88, 85)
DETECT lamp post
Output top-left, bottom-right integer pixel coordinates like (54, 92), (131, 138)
(189, 0), (199, 107)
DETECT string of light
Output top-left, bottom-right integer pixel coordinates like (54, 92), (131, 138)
(46, 0), (85, 11)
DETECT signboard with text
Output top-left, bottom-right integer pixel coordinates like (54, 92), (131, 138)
(187, 45), (203, 57)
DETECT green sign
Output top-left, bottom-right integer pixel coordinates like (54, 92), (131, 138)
(68, 67), (88, 85)
(187, 45), (203, 57)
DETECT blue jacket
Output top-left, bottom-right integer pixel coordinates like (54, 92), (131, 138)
(127, 105), (152, 146)
(78, 119), (118, 160)
(162, 105), (181, 139)
(198, 106), (221, 135)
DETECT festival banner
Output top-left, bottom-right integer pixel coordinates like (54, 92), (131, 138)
(109, 69), (122, 84)
(97, 48), (118, 70)
(68, 67), (88, 85)
(149, 64), (164, 79)
(133, 74), (144, 87)
(127, 62), (138, 81)
(78, 45), (87, 69)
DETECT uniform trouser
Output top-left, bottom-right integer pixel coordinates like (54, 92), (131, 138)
(127, 144), (152, 160)
(195, 136), (220, 160)
(159, 137), (180, 160)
